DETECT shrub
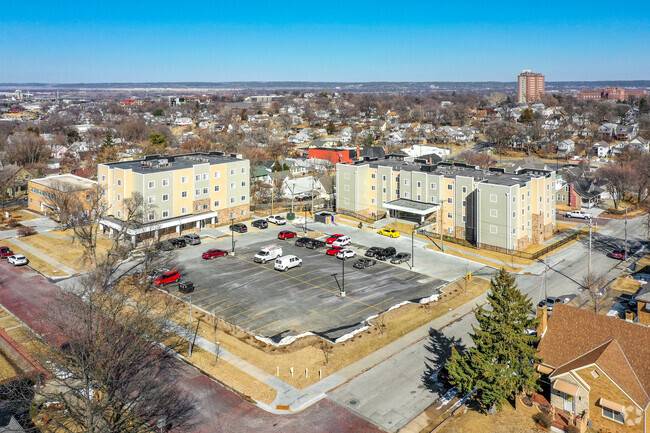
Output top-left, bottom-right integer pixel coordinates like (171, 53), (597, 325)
(6, 218), (18, 228)
(18, 226), (36, 237)
(566, 426), (580, 433)
(533, 412), (553, 428)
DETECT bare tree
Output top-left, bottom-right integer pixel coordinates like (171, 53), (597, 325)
(582, 272), (610, 314)
(320, 341), (333, 365)
(595, 163), (634, 210)
(7, 133), (49, 166)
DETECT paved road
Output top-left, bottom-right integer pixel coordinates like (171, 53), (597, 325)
(0, 264), (384, 433)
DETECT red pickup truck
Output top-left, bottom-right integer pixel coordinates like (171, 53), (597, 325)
(0, 247), (14, 259)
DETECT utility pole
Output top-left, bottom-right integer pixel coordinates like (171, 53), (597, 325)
(411, 228), (415, 270)
(271, 184), (274, 215)
(230, 217), (235, 254)
(543, 257), (548, 301)
(341, 257), (345, 296)
(188, 294), (192, 332)
(588, 217), (592, 277)
(623, 208), (627, 261)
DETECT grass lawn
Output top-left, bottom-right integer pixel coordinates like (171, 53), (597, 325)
(162, 277), (490, 390)
(610, 276), (642, 294)
(434, 402), (539, 433)
(3, 239), (70, 277)
(18, 234), (114, 272)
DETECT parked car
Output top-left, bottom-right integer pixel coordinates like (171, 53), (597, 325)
(537, 296), (565, 311)
(169, 238), (187, 248)
(7, 254), (29, 266)
(353, 258), (376, 269)
(620, 293), (639, 310)
(153, 270), (180, 287)
(375, 247), (397, 261)
(274, 255), (302, 271)
(182, 234), (201, 245)
(610, 249), (628, 259)
(391, 252), (411, 264)
(252, 219), (268, 229)
(305, 239), (326, 249)
(294, 237), (311, 247)
(436, 366), (452, 388)
(336, 249), (356, 260)
(377, 228), (401, 238)
(267, 215), (287, 225)
(278, 230), (297, 240)
(326, 234), (345, 244)
(331, 236), (351, 247)
(565, 210), (592, 219)
(365, 247), (383, 258)
(254, 244), (283, 263)
(0, 247), (14, 259)
(230, 223), (247, 233)
(202, 249), (228, 259)
(326, 245), (344, 256)
(155, 241), (174, 251)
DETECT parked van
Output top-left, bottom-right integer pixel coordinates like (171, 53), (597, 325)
(254, 244), (283, 263)
(274, 255), (302, 271)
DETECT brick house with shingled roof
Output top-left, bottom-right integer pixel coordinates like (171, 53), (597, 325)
(535, 304), (650, 433)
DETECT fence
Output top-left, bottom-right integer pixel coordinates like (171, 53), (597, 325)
(337, 209), (384, 224)
(416, 228), (583, 261)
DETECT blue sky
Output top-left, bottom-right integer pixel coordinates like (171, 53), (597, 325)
(1, 0), (649, 82)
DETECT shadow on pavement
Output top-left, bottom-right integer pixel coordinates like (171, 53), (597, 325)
(421, 328), (466, 392)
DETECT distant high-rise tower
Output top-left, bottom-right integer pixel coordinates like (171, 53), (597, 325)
(517, 70), (545, 104)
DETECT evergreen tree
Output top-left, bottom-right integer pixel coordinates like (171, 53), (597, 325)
(148, 130), (168, 150)
(102, 130), (115, 149)
(639, 98), (649, 114)
(446, 268), (539, 410)
(282, 163), (290, 171)
(153, 108), (165, 116)
(271, 160), (282, 172)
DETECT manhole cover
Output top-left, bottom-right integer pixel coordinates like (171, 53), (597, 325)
(348, 399), (359, 406)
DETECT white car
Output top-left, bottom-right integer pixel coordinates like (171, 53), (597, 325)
(565, 210), (592, 219)
(336, 249), (356, 260)
(332, 235), (351, 247)
(267, 215), (287, 225)
(7, 254), (29, 266)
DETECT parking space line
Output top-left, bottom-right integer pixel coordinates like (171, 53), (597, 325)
(187, 287), (210, 296)
(214, 303), (241, 315)
(279, 272), (328, 291)
(250, 319), (284, 333)
(225, 308), (254, 320)
(236, 313), (267, 327)
(193, 292), (226, 303)
(345, 296), (395, 318)
(267, 326), (294, 338)
(292, 285), (322, 295)
(202, 297), (231, 309)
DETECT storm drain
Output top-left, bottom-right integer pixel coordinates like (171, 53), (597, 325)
(348, 399), (359, 406)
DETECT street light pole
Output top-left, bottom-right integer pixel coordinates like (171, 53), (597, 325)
(624, 207), (628, 261)
(341, 257), (346, 297)
(411, 229), (415, 269)
(230, 217), (235, 254)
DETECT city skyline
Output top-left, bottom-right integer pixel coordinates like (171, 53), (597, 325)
(2, 0), (649, 83)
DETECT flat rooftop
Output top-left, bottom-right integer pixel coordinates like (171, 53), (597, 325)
(31, 174), (97, 191)
(101, 152), (247, 174)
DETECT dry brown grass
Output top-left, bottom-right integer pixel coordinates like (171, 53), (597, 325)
(433, 402), (539, 433)
(18, 234), (114, 272)
(163, 277), (490, 390)
(384, 221), (417, 234)
(610, 275), (642, 294)
(5, 208), (39, 222)
(0, 352), (19, 381)
(3, 239), (70, 277)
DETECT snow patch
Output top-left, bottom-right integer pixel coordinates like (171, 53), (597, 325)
(419, 292), (442, 304)
(255, 331), (315, 347)
(436, 388), (458, 409)
(334, 325), (371, 343)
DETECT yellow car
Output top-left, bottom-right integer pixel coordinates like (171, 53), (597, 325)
(377, 228), (401, 238)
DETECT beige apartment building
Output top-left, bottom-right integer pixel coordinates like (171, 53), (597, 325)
(98, 152), (250, 243)
(336, 155), (556, 252)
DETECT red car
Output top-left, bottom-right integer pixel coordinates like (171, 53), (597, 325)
(610, 249), (627, 259)
(202, 249), (228, 259)
(278, 230), (297, 240)
(326, 234), (345, 244)
(0, 247), (14, 259)
(326, 245), (344, 256)
(153, 270), (180, 287)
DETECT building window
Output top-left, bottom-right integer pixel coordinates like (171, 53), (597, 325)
(195, 205), (201, 211)
(117, 210), (121, 218)
(241, 195), (246, 201)
(231, 168), (236, 175)
(242, 209), (246, 215)
(521, 194), (524, 201)
(447, 197), (452, 204)
(430, 183), (437, 190)
(417, 181), (421, 188)
(162, 179), (169, 187)
(203, 187), (208, 194)
(117, 179), (122, 186)
(195, 189), (201, 196)
(447, 212), (452, 218)
(230, 212), (235, 218)
(522, 208), (525, 215)
(162, 210), (169, 218)
(417, 194), (421, 201)
(462, 186), (467, 194)
(241, 167), (246, 174)
(195, 175), (200, 182)
(203, 173), (208, 180)
(241, 181), (246, 187)
(382, 187), (386, 193)
(148, 196), (155, 204)
(430, 196), (437, 203)
(513, 196), (516, 203)
(447, 227), (453, 233)
(462, 215), (466, 222)
(181, 176), (188, 184)
(602, 407), (624, 423)
(521, 225), (524, 231)
(512, 228), (516, 234)
(382, 175), (386, 181)
(462, 200), (466, 207)
(490, 225), (497, 234)
(214, 171), (221, 178)
(148, 181), (155, 189)
(371, 173), (376, 179)
(230, 197), (235, 204)
(117, 194), (122, 202)
(490, 209), (497, 217)
(101, 175), (106, 182)
(404, 192), (409, 198)
(371, 198), (376, 204)
(181, 206), (187, 215)
(512, 211), (516, 218)
(214, 185), (220, 192)
(181, 191), (188, 198)
(148, 213), (155, 221)
(214, 200), (220, 207)
(490, 194), (497, 202)
(447, 184), (453, 190)
(371, 185), (376, 191)
(230, 182), (235, 189)
(161, 193), (168, 202)
(404, 179), (409, 186)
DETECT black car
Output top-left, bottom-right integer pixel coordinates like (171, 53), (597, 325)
(305, 239), (326, 249)
(169, 238), (187, 248)
(230, 223), (247, 233)
(252, 219), (268, 229)
(375, 247), (396, 261)
(365, 247), (383, 258)
(294, 237), (311, 247)
(182, 233), (201, 245)
(436, 366), (452, 388)
(353, 258), (376, 269)
(390, 252), (411, 264)
(155, 241), (174, 251)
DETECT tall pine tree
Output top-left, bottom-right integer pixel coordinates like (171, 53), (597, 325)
(446, 268), (539, 410)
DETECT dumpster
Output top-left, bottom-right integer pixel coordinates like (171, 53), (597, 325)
(179, 281), (194, 294)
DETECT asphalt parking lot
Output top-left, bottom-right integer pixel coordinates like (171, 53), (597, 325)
(165, 220), (487, 341)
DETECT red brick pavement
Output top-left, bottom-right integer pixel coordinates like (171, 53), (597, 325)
(0, 264), (384, 433)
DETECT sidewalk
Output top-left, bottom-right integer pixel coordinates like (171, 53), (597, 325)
(165, 293), (486, 414)
(9, 237), (77, 275)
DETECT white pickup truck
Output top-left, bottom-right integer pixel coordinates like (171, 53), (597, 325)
(565, 210), (593, 219)
(254, 244), (283, 263)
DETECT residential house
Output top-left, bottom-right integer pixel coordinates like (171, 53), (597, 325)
(536, 304), (650, 433)
(555, 178), (604, 209)
(279, 176), (329, 201)
(51, 144), (69, 159)
(0, 165), (36, 199)
(557, 139), (575, 155)
(592, 141), (611, 158)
